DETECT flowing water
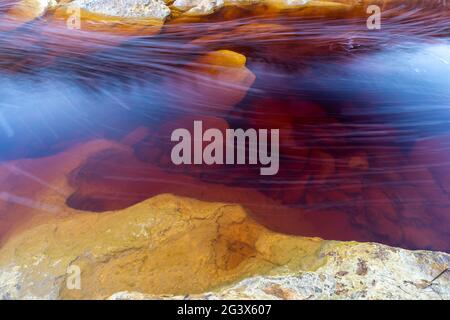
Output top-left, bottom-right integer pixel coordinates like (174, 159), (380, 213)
(0, 1), (449, 251)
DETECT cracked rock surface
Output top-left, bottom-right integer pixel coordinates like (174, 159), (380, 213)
(0, 185), (325, 299)
(0, 188), (449, 299)
(110, 243), (450, 300)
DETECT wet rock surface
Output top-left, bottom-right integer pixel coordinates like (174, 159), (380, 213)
(0, 192), (324, 299)
(110, 242), (450, 300)
(0, 189), (448, 300)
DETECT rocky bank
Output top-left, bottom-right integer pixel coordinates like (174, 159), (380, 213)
(0, 190), (448, 300)
(6, 0), (391, 30)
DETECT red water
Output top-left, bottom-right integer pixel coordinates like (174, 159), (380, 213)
(0, 1), (449, 251)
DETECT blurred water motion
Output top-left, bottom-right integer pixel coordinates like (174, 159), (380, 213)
(0, 1), (449, 251)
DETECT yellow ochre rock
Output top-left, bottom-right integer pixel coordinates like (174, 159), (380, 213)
(1, 191), (449, 300)
(164, 49), (256, 114)
(0, 193), (325, 299)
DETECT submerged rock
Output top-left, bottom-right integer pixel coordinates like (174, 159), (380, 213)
(165, 50), (256, 115)
(0, 139), (124, 245)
